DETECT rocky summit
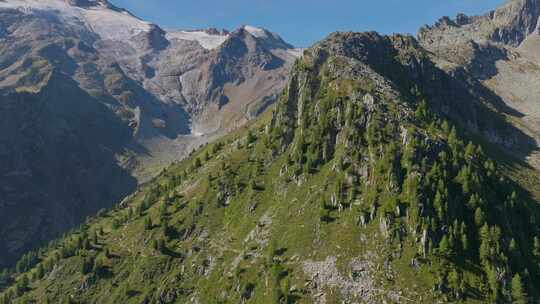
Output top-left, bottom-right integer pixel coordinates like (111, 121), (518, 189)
(0, 0), (540, 303)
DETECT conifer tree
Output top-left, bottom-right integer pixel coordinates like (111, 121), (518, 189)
(144, 217), (152, 230)
(92, 230), (98, 245)
(475, 207), (486, 227)
(486, 266), (499, 302)
(533, 237), (540, 259)
(479, 224), (490, 264)
(0, 269), (9, 285)
(81, 257), (94, 275)
(159, 203), (167, 220)
(15, 275), (29, 296)
(511, 274), (527, 304)
(439, 235), (451, 257)
(246, 130), (256, 144)
(36, 263), (44, 279)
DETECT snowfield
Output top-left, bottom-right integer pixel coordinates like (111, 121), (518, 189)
(0, 1), (295, 52)
(244, 25), (267, 38)
(166, 26), (275, 50)
(0, 0), (152, 41)
(166, 30), (229, 50)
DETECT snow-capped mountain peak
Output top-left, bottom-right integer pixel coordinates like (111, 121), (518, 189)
(167, 25), (296, 51)
(243, 25), (268, 38)
(166, 29), (229, 50)
(0, 0), (152, 41)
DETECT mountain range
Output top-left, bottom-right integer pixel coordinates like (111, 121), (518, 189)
(0, 0), (300, 267)
(0, 0), (540, 303)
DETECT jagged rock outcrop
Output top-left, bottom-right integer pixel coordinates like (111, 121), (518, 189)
(283, 31), (534, 168)
(418, 0), (540, 49)
(418, 0), (540, 168)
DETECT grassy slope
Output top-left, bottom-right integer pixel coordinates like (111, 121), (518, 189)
(3, 113), (438, 303)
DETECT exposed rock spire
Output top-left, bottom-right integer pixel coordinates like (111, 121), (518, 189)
(418, 0), (540, 47)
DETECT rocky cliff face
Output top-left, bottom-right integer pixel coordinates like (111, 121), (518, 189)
(0, 0), (299, 267)
(419, 0), (540, 48)
(418, 0), (540, 168)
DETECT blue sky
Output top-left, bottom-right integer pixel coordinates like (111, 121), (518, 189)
(111, 0), (505, 47)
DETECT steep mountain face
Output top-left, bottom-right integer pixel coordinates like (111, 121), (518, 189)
(0, 72), (138, 270)
(2, 25), (540, 304)
(418, 0), (540, 168)
(0, 0), (299, 267)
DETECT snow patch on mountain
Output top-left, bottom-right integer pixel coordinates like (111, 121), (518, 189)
(244, 25), (268, 38)
(0, 1), (295, 51)
(166, 30), (229, 50)
(0, 0), (152, 41)
(81, 7), (151, 40)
